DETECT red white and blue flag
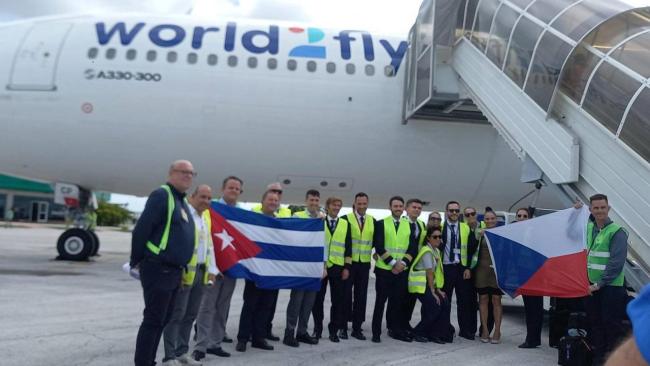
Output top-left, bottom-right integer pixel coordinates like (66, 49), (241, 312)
(209, 202), (324, 291)
(484, 207), (591, 298)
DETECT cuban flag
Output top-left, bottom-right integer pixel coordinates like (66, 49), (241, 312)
(484, 207), (591, 298)
(209, 202), (324, 291)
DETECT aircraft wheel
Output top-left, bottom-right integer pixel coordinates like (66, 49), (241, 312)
(56, 228), (93, 261)
(88, 230), (100, 256)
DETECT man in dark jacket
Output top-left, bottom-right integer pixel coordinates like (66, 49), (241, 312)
(131, 160), (197, 366)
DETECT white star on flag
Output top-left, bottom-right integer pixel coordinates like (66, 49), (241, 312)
(214, 230), (236, 252)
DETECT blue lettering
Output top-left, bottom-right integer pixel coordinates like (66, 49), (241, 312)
(96, 22), (145, 46)
(242, 26), (279, 54)
(333, 31), (356, 60)
(380, 40), (408, 72)
(225, 22), (236, 52)
(149, 24), (186, 48)
(191, 26), (220, 49)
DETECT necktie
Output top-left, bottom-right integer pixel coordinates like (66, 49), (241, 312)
(359, 215), (365, 229)
(330, 219), (336, 232)
(450, 224), (458, 262)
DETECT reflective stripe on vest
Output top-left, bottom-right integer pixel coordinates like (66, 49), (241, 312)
(408, 245), (444, 294)
(325, 219), (348, 267)
(375, 217), (411, 270)
(442, 221), (477, 268)
(587, 221), (624, 286)
(146, 185), (174, 255)
(347, 213), (374, 263)
(417, 220), (426, 247)
(294, 211), (310, 218)
(182, 210), (213, 286)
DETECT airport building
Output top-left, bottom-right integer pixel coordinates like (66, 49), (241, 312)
(0, 174), (110, 222)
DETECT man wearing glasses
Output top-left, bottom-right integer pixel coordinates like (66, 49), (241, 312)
(440, 201), (479, 340)
(131, 160), (197, 366)
(252, 182), (291, 218)
(427, 212), (442, 229)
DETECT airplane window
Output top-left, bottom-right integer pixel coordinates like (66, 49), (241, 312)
(287, 59), (297, 71)
(384, 65), (395, 77)
(346, 63), (356, 75)
(365, 64), (375, 76)
(207, 54), (218, 66)
(228, 55), (238, 67)
(146, 50), (157, 62)
(87, 48), (98, 59)
(307, 61), (317, 72)
(106, 48), (116, 60)
(583, 61), (641, 135)
(126, 49), (137, 61)
(326, 62), (336, 73)
(267, 58), (277, 70)
(187, 52), (198, 64)
(248, 57), (258, 68)
(167, 51), (178, 63)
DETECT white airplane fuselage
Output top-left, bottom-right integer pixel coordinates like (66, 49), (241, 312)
(0, 14), (552, 209)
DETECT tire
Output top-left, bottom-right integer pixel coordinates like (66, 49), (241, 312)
(88, 230), (100, 256)
(56, 228), (93, 261)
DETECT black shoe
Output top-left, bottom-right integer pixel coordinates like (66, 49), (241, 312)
(338, 329), (348, 340)
(518, 342), (540, 349)
(266, 333), (280, 342)
(329, 334), (340, 343)
(222, 336), (233, 343)
(192, 350), (205, 361)
(351, 330), (366, 340)
(459, 333), (475, 341)
(414, 335), (429, 343)
(207, 347), (231, 357)
(251, 339), (274, 350)
(394, 332), (413, 343)
(430, 337), (446, 344)
(371, 335), (381, 343)
(296, 333), (318, 345)
(312, 330), (322, 339)
(388, 329), (397, 339)
(236, 342), (246, 352)
(283, 335), (300, 347)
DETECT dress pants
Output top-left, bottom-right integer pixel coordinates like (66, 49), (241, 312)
(285, 289), (317, 338)
(442, 263), (477, 338)
(266, 289), (280, 337)
(194, 274), (237, 352)
(371, 268), (409, 337)
(328, 272), (346, 335)
(584, 285), (628, 363)
(344, 262), (370, 332)
(522, 295), (544, 346)
(237, 280), (276, 343)
(414, 290), (443, 338)
(163, 266), (205, 360)
(312, 278), (328, 335)
(134, 259), (182, 366)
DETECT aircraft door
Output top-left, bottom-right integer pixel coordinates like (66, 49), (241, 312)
(403, 0), (435, 121)
(7, 22), (72, 91)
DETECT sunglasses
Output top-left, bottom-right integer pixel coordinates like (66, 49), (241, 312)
(430, 235), (442, 239)
(269, 189), (283, 194)
(448, 209), (460, 213)
(429, 217), (441, 221)
(517, 214), (529, 218)
(464, 212), (476, 217)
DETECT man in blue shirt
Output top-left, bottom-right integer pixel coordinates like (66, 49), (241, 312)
(131, 160), (196, 366)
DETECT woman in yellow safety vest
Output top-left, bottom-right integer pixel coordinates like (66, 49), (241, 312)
(475, 210), (504, 344)
(407, 226), (450, 343)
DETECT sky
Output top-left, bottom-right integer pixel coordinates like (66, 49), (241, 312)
(7, 0), (422, 214)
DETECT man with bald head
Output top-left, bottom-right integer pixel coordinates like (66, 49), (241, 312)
(163, 185), (219, 366)
(131, 160), (198, 366)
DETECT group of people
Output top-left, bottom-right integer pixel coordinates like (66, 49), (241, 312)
(129, 160), (632, 366)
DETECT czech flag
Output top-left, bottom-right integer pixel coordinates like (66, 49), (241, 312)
(209, 202), (324, 291)
(484, 207), (590, 298)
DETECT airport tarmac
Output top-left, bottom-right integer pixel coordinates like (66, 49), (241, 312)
(0, 225), (558, 365)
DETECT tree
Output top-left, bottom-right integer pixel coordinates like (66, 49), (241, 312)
(96, 201), (133, 227)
